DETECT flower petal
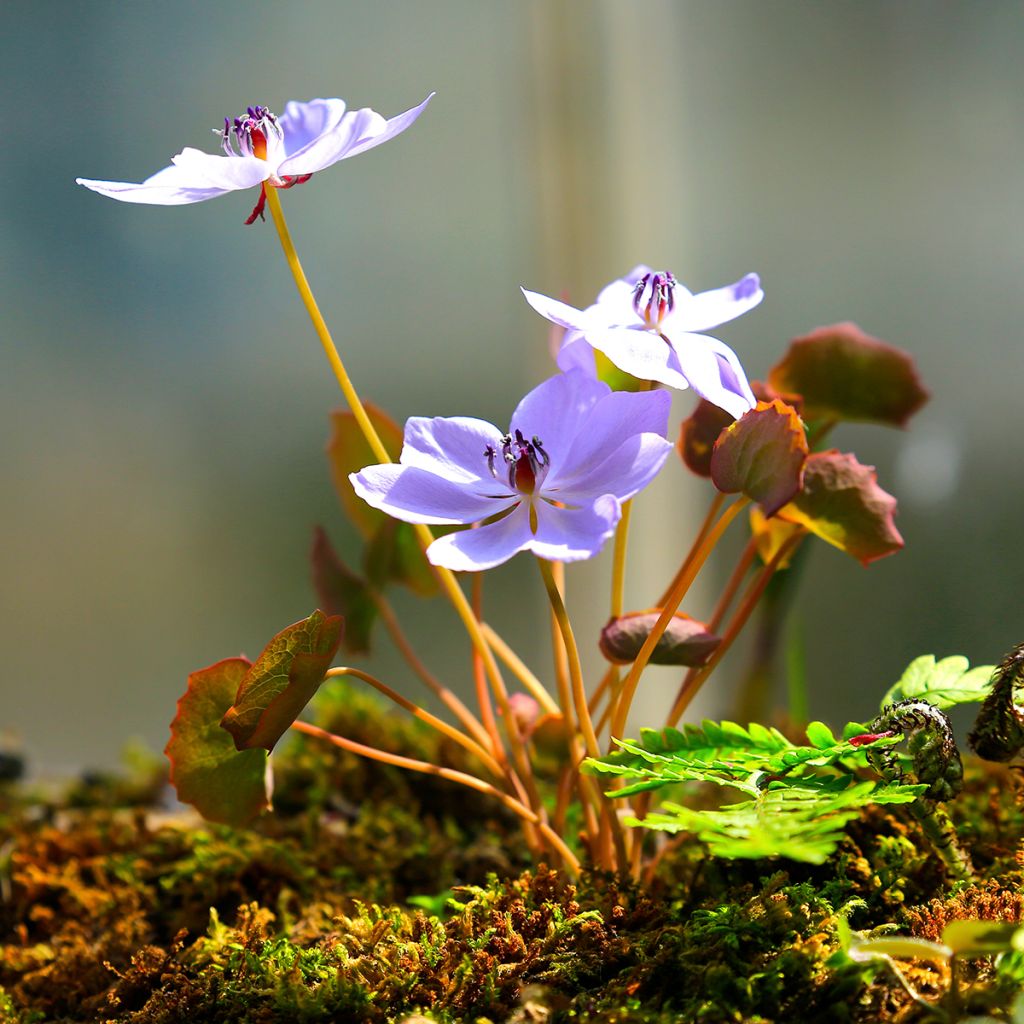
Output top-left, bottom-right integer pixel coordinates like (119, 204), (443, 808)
(76, 164), (231, 205)
(544, 390), (672, 498)
(400, 416), (507, 487)
(426, 505), (533, 571)
(170, 148), (269, 192)
(668, 333), (757, 419)
(509, 371), (609, 469)
(278, 98), (349, 155)
(668, 273), (763, 333)
(525, 496), (621, 563)
(520, 288), (593, 332)
(584, 325), (694, 391)
(555, 331), (598, 376)
(350, 464), (506, 525)
(278, 94), (433, 176)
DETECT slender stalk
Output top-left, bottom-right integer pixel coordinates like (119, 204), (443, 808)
(611, 497), (748, 741)
(656, 492), (726, 606)
(610, 499), (632, 618)
(707, 536), (758, 632)
(265, 188), (540, 816)
(537, 557), (626, 870)
(373, 592), (493, 751)
(480, 623), (561, 717)
(666, 532), (802, 728)
(547, 560), (572, 721)
(291, 720), (580, 876)
(324, 667), (503, 778)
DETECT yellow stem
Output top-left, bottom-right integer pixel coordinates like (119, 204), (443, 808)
(325, 667), (503, 778)
(265, 188), (541, 817)
(373, 592), (493, 752)
(292, 720), (580, 876)
(479, 623), (561, 717)
(610, 497), (748, 741)
(656, 492), (726, 606)
(610, 499), (632, 619)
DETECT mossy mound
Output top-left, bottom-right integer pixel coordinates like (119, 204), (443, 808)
(3, 690), (1024, 1022)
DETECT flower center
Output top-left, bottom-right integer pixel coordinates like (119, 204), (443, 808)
(632, 270), (677, 329)
(217, 105), (282, 160)
(485, 430), (549, 495)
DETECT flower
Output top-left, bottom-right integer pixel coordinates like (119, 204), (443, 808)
(350, 371), (673, 572)
(76, 94), (433, 223)
(522, 265), (762, 420)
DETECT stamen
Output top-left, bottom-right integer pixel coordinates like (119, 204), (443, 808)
(631, 270), (678, 327)
(484, 444), (498, 478)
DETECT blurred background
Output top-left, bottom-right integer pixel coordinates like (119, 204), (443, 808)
(3, 0), (1023, 774)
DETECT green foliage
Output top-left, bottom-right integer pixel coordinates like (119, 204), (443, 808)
(220, 609), (343, 752)
(881, 654), (995, 711)
(586, 720), (920, 863)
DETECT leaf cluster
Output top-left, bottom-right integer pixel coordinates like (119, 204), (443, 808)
(585, 720), (922, 864)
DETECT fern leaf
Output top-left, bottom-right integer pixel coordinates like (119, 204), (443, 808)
(881, 655), (995, 711)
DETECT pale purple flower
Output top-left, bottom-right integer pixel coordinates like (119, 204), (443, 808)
(76, 94), (433, 223)
(350, 371), (672, 572)
(522, 265), (762, 420)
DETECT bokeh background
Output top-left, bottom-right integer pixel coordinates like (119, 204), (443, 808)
(4, 1), (1023, 774)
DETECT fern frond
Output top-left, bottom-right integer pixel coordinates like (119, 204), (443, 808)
(881, 655), (994, 711)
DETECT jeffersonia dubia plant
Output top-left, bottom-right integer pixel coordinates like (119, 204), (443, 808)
(81, 90), (943, 881)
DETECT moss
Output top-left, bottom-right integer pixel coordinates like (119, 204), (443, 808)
(3, 701), (1024, 1022)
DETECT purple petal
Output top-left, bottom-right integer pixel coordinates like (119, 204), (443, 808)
(509, 371), (609, 469)
(525, 496), (621, 563)
(548, 433), (672, 504)
(544, 390), (672, 498)
(594, 265), (653, 306)
(520, 288), (593, 332)
(278, 94), (433, 176)
(76, 164), (231, 206)
(668, 333), (757, 419)
(584, 325), (693, 391)
(170, 148), (269, 192)
(426, 505), (533, 571)
(278, 98), (349, 155)
(400, 415), (507, 486)
(667, 273), (763, 333)
(350, 464), (507, 525)
(555, 332), (598, 376)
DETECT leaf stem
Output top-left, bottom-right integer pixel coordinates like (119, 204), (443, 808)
(611, 497), (748, 742)
(324, 666), (504, 778)
(479, 623), (561, 717)
(291, 720), (580, 876)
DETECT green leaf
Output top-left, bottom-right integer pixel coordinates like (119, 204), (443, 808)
(678, 398), (735, 477)
(710, 400), (808, 516)
(364, 517), (438, 597)
(767, 322), (929, 428)
(881, 654), (996, 711)
(165, 658), (269, 827)
(942, 919), (1024, 956)
(778, 450), (903, 565)
(220, 610), (343, 751)
(599, 610), (721, 667)
(805, 721), (837, 748)
(628, 776), (924, 864)
(310, 526), (378, 655)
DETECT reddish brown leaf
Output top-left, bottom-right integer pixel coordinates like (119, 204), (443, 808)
(768, 323), (929, 428)
(221, 610), (343, 752)
(599, 611), (721, 667)
(166, 657), (270, 827)
(749, 507), (805, 569)
(678, 399), (735, 477)
(778, 450), (904, 565)
(310, 527), (378, 654)
(710, 400), (808, 516)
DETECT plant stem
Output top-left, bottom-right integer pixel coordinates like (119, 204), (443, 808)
(611, 499), (632, 618)
(291, 720), (580, 876)
(480, 623), (561, 717)
(264, 187), (541, 819)
(610, 497), (748, 742)
(656, 493), (726, 607)
(324, 667), (503, 778)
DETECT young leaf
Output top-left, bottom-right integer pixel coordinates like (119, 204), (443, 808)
(767, 322), (929, 428)
(165, 658), (269, 827)
(220, 610), (343, 752)
(629, 777), (923, 864)
(599, 611), (721, 667)
(881, 654), (996, 711)
(678, 398), (734, 477)
(310, 526), (378, 654)
(777, 450), (903, 565)
(710, 400), (808, 516)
